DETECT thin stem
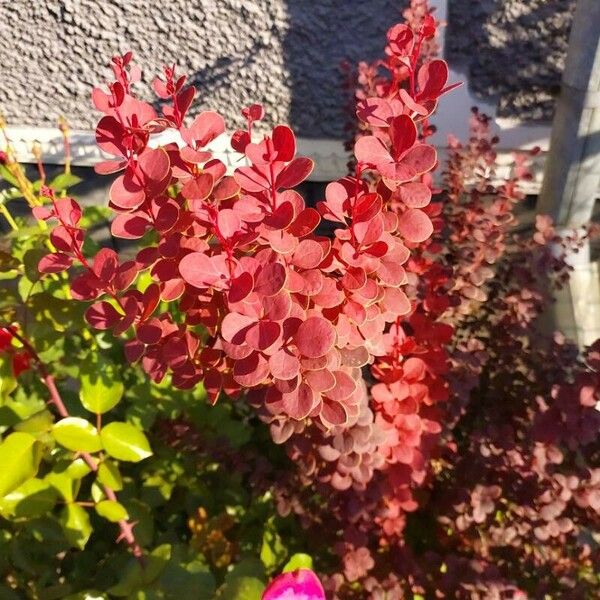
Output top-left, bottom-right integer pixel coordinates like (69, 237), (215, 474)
(0, 203), (18, 231)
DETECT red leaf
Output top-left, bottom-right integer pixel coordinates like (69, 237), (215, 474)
(275, 157), (314, 189)
(264, 201), (295, 230)
(288, 208), (320, 237)
(111, 212), (151, 239)
(295, 316), (336, 358)
(233, 352), (270, 387)
(281, 383), (314, 420)
(95, 159), (126, 175)
(398, 208), (433, 243)
(228, 272), (254, 303)
(320, 400), (348, 427)
(38, 253), (73, 274)
(138, 147), (170, 184)
(96, 116), (126, 157)
(272, 125), (296, 162)
(254, 262), (287, 297)
(213, 176), (240, 201)
(136, 318), (163, 345)
(245, 320), (281, 351)
(389, 115), (417, 160)
(110, 172), (145, 209)
(86, 301), (122, 330)
(417, 59), (449, 101)
(93, 248), (118, 283)
(182, 172), (214, 201)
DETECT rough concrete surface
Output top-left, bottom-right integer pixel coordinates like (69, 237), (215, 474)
(447, 0), (575, 122)
(0, 0), (401, 138)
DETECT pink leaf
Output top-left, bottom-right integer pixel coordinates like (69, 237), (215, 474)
(234, 166), (270, 193)
(269, 349), (300, 380)
(179, 252), (221, 288)
(182, 111), (225, 148)
(398, 182), (432, 208)
(217, 208), (241, 239)
(295, 316), (336, 358)
(402, 144), (437, 175)
(292, 239), (323, 269)
(398, 208), (433, 243)
(355, 136), (391, 167)
(282, 383), (315, 420)
(356, 97), (393, 127)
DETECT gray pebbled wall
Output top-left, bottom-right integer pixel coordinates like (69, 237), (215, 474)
(0, 0), (576, 136)
(0, 0), (402, 138)
(446, 0), (575, 121)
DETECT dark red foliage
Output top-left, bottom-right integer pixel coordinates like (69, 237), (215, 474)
(33, 1), (600, 597)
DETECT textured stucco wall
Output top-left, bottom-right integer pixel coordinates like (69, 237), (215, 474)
(446, 0), (575, 121)
(0, 0), (401, 138)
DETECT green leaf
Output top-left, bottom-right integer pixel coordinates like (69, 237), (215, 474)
(217, 577), (264, 600)
(260, 519), (287, 571)
(100, 422), (152, 462)
(80, 357), (124, 414)
(282, 553), (313, 573)
(49, 172), (82, 192)
(95, 499), (128, 522)
(65, 457), (93, 479)
(159, 555), (215, 598)
(60, 503), (92, 549)
(0, 478), (57, 519)
(0, 432), (43, 497)
(13, 409), (54, 435)
(45, 471), (78, 502)
(0, 357), (17, 400)
(52, 417), (103, 453)
(97, 460), (123, 491)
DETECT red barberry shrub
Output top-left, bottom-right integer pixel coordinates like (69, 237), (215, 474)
(24, 2), (600, 598)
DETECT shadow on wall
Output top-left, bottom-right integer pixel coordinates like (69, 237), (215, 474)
(446, 0), (575, 122)
(281, 0), (400, 139)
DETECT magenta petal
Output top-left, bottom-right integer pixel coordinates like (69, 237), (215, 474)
(262, 569), (325, 600)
